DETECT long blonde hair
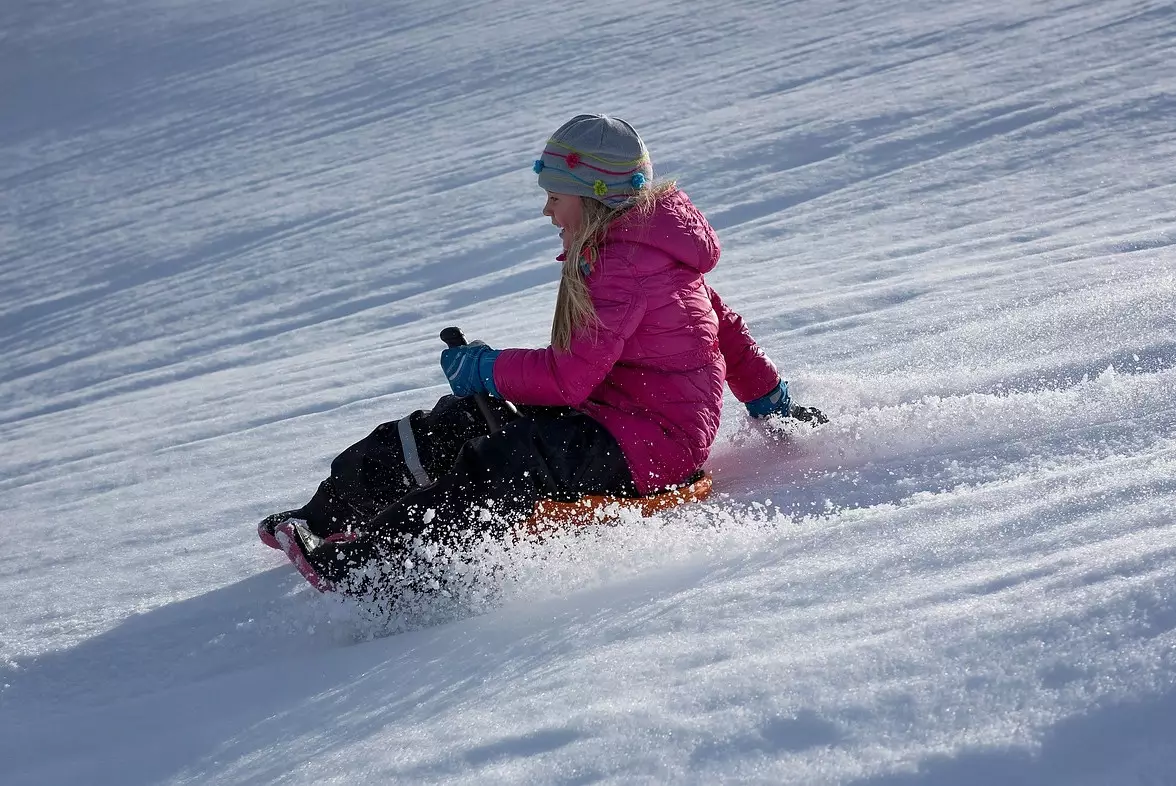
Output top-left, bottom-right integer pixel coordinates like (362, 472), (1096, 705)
(551, 180), (677, 350)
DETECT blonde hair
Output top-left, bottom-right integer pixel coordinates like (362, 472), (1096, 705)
(551, 180), (677, 351)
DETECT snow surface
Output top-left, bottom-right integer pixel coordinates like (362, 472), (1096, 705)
(3, 0), (1175, 783)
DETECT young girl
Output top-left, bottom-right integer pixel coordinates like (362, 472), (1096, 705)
(261, 113), (825, 596)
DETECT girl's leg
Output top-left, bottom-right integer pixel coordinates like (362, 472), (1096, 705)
(329, 394), (517, 519)
(261, 394), (510, 543)
(304, 409), (634, 594)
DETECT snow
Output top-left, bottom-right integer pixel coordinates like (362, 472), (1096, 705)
(2, 0), (1175, 782)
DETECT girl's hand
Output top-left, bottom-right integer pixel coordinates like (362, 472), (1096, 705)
(746, 381), (828, 425)
(440, 342), (502, 398)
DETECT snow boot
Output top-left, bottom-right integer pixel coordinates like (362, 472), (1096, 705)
(258, 507), (361, 551)
(274, 520), (337, 592)
(257, 510), (302, 550)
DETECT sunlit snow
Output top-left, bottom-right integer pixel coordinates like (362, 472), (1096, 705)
(3, 0), (1174, 783)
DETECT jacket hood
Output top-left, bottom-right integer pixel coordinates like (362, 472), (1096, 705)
(605, 188), (720, 274)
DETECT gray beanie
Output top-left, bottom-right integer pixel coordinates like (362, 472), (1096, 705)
(533, 114), (653, 207)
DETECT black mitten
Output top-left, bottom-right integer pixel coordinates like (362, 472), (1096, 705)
(789, 404), (829, 425)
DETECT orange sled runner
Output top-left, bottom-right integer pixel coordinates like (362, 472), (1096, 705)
(525, 469), (713, 535)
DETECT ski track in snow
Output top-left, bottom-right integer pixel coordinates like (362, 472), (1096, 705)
(2, 0), (1175, 783)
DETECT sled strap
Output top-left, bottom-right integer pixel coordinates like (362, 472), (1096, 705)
(398, 414), (432, 488)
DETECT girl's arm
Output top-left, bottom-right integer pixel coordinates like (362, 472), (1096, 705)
(493, 270), (648, 407)
(707, 285), (780, 402)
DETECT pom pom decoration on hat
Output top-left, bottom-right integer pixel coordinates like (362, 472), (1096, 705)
(533, 114), (654, 207)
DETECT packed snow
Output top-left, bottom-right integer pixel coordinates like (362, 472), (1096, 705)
(3, 0), (1174, 783)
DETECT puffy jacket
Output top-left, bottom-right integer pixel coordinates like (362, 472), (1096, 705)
(493, 189), (779, 494)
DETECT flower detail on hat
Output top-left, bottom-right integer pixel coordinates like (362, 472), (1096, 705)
(532, 160), (545, 173)
(630, 172), (647, 189)
(593, 179), (608, 197)
(565, 152), (581, 169)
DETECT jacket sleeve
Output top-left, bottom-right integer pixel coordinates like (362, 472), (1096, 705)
(708, 285), (780, 402)
(493, 259), (648, 407)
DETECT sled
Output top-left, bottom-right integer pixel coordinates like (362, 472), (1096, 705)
(260, 469), (714, 550)
(524, 469), (713, 536)
(268, 471), (714, 593)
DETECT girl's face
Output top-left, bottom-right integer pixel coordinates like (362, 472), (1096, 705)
(542, 191), (583, 252)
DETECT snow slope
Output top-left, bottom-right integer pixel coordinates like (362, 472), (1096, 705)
(2, 0), (1175, 783)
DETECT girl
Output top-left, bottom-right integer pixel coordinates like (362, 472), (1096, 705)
(262, 113), (825, 596)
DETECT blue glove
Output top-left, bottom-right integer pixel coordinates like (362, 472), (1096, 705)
(745, 380), (792, 419)
(440, 342), (502, 397)
(746, 380), (829, 424)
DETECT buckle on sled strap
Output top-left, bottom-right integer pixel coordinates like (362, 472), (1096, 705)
(398, 414), (432, 488)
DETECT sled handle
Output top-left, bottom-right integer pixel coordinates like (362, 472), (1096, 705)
(439, 326), (471, 350)
(440, 327), (516, 432)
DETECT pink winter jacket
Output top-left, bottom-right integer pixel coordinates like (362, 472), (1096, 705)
(493, 189), (780, 494)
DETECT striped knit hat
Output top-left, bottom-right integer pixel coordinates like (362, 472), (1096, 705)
(533, 114), (653, 207)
